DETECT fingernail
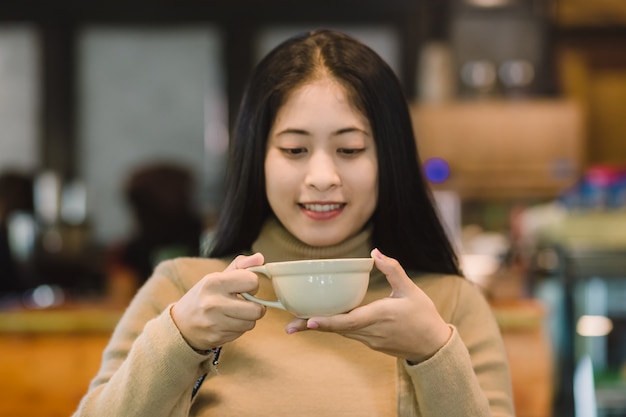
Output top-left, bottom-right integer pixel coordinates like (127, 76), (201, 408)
(371, 248), (383, 260)
(286, 327), (297, 334)
(306, 321), (319, 329)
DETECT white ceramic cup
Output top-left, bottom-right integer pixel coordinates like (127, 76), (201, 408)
(242, 258), (374, 318)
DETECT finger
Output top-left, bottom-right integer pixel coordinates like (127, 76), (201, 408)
(216, 314), (259, 334)
(204, 268), (260, 295)
(224, 252), (264, 272)
(223, 299), (267, 321)
(306, 307), (372, 332)
(203, 316), (261, 347)
(370, 248), (415, 297)
(284, 318), (309, 334)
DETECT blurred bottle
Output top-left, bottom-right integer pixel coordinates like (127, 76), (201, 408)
(498, 59), (535, 98)
(559, 165), (626, 211)
(460, 60), (498, 98)
(417, 41), (455, 103)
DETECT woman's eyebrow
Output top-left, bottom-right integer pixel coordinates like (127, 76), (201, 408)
(274, 126), (369, 136)
(333, 127), (370, 136)
(274, 128), (309, 136)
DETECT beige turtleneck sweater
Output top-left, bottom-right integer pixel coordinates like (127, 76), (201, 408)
(73, 218), (515, 417)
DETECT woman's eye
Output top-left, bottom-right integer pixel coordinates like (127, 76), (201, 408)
(338, 148), (365, 156)
(280, 147), (307, 156)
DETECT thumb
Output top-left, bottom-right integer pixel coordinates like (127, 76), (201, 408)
(225, 252), (265, 272)
(371, 248), (414, 297)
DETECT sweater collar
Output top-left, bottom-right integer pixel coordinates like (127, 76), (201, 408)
(251, 217), (373, 263)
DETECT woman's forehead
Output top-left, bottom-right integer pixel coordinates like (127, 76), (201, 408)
(272, 79), (368, 131)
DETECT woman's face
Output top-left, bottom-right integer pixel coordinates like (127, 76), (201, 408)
(265, 78), (378, 247)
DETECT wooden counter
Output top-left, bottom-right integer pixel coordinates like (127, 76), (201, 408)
(0, 306), (121, 417)
(493, 299), (554, 417)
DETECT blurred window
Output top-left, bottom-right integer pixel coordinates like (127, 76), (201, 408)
(77, 26), (227, 245)
(0, 25), (40, 172)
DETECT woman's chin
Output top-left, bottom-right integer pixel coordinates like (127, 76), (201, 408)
(292, 229), (350, 248)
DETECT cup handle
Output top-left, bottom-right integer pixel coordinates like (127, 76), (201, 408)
(242, 266), (286, 311)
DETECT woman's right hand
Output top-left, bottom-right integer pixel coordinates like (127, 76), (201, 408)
(171, 253), (267, 352)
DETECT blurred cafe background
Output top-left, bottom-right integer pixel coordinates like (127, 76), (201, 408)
(0, 0), (625, 415)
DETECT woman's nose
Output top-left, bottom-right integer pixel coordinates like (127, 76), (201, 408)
(304, 152), (340, 191)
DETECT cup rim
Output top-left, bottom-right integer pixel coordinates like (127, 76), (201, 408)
(260, 257), (374, 274)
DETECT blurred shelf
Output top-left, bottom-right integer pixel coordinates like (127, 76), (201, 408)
(0, 304), (122, 334)
(410, 99), (584, 200)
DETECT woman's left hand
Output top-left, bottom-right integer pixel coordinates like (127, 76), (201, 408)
(285, 248), (452, 364)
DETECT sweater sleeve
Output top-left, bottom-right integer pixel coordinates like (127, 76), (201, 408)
(399, 277), (515, 417)
(71, 260), (219, 417)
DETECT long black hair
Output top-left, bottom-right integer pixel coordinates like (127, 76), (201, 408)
(209, 29), (460, 276)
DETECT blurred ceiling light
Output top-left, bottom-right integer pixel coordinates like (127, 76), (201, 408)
(577, 315), (614, 337)
(460, 253), (500, 287)
(23, 284), (65, 309)
(464, 0), (512, 7)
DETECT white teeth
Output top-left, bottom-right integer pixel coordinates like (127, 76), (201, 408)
(302, 203), (342, 212)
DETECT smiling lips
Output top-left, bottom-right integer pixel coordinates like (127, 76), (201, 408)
(299, 203), (345, 220)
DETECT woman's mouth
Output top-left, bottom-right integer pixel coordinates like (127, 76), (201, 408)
(299, 203), (345, 220)
(300, 203), (344, 212)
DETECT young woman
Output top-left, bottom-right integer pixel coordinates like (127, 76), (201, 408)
(74, 29), (514, 417)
